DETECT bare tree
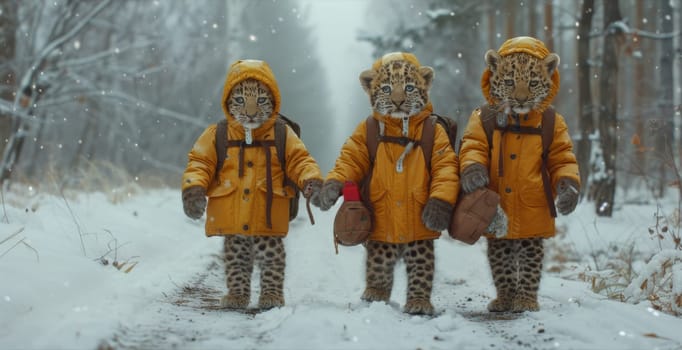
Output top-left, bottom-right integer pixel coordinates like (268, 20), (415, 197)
(0, 1), (233, 188)
(0, 1), (115, 185)
(576, 0), (595, 194)
(544, 0), (554, 50)
(0, 0), (17, 157)
(592, 0), (624, 217)
(655, 0), (675, 198)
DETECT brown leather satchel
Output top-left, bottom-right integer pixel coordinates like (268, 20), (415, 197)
(332, 182), (372, 253)
(448, 187), (500, 245)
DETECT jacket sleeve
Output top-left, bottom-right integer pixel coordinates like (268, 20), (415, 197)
(325, 121), (371, 184)
(181, 125), (217, 191)
(283, 126), (323, 188)
(548, 113), (581, 190)
(459, 109), (491, 171)
(428, 124), (459, 205)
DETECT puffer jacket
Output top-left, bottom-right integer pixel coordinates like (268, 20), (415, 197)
(459, 36), (580, 239)
(182, 59), (322, 237)
(326, 101), (459, 244)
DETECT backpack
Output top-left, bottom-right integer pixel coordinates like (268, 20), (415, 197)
(364, 114), (458, 174)
(478, 104), (557, 218)
(331, 113), (458, 251)
(214, 114), (304, 228)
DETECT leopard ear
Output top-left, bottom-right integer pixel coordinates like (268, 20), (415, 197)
(484, 50), (501, 72)
(359, 69), (377, 93)
(418, 66), (434, 90)
(543, 53), (560, 76)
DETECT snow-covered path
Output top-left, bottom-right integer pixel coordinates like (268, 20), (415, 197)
(1, 189), (681, 350)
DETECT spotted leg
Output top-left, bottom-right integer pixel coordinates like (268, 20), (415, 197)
(255, 236), (286, 309)
(486, 237), (518, 312)
(402, 240), (435, 315)
(511, 238), (544, 312)
(221, 235), (253, 309)
(361, 240), (400, 303)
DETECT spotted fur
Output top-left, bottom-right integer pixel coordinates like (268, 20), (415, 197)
(486, 238), (544, 312)
(485, 51), (558, 115)
(362, 240), (436, 315)
(360, 60), (433, 118)
(227, 78), (274, 129)
(220, 235), (286, 310)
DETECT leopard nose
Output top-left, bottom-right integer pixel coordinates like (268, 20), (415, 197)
(246, 100), (258, 116)
(514, 87), (530, 103)
(391, 90), (405, 107)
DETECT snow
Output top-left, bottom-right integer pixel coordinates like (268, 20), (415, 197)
(1, 188), (682, 349)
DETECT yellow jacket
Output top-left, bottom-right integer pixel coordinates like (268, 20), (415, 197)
(182, 60), (322, 237)
(326, 104), (460, 244)
(460, 36), (580, 239)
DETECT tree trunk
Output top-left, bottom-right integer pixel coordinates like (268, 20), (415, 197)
(487, 0), (496, 49)
(676, 0), (682, 174)
(505, 0), (516, 38)
(0, 0), (17, 159)
(656, 0), (675, 198)
(576, 0), (594, 197)
(593, 1), (623, 217)
(543, 0), (554, 50)
(528, 0), (537, 36)
(631, 0), (646, 182)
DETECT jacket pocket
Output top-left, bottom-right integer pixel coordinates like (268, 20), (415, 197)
(207, 179), (238, 198)
(205, 180), (238, 231)
(411, 190), (429, 232)
(257, 179), (293, 232)
(266, 173), (296, 199)
(519, 186), (548, 208)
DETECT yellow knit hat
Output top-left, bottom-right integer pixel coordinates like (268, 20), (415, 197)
(371, 52), (422, 70)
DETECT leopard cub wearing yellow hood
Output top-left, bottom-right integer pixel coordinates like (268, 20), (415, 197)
(459, 37), (581, 313)
(313, 53), (459, 315)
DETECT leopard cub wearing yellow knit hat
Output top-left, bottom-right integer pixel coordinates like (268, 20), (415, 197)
(459, 37), (581, 313)
(313, 52), (459, 315)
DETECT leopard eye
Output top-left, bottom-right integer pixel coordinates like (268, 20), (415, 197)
(504, 79), (514, 86)
(529, 80), (539, 87)
(381, 85), (391, 93)
(234, 96), (245, 104)
(404, 84), (415, 92)
(257, 97), (268, 104)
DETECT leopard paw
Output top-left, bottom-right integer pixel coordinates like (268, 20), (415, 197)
(511, 296), (539, 312)
(258, 293), (284, 310)
(361, 287), (391, 303)
(220, 293), (249, 309)
(404, 298), (435, 316)
(487, 297), (514, 312)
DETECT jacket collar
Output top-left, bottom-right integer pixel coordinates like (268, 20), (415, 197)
(372, 103), (434, 131)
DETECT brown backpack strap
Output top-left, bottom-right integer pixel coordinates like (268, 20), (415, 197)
(479, 104), (497, 152)
(361, 116), (380, 211)
(479, 104), (558, 218)
(420, 116), (436, 172)
(480, 104), (505, 177)
(263, 143), (274, 228)
(541, 107), (557, 218)
(214, 119), (228, 182)
(274, 118), (293, 188)
(365, 116), (379, 163)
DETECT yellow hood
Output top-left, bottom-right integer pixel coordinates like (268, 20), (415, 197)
(221, 59), (281, 128)
(481, 36), (560, 112)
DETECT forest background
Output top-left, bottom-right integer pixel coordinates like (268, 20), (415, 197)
(1, 0), (680, 218)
